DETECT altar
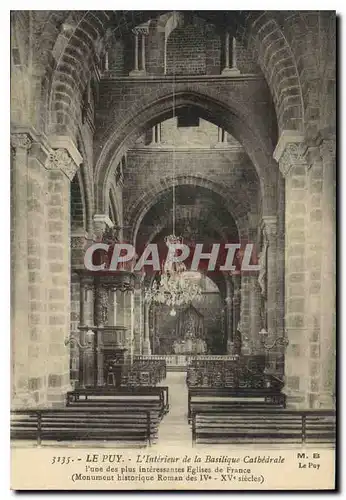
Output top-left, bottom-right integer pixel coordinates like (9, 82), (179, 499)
(173, 305), (207, 355)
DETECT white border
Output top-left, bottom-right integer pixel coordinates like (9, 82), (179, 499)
(1, 4), (343, 499)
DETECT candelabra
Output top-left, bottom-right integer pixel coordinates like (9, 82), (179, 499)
(259, 328), (289, 351)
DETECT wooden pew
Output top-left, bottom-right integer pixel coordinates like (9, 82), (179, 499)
(188, 387), (285, 421)
(192, 409), (336, 446)
(122, 359), (167, 387)
(11, 408), (153, 447)
(66, 386), (169, 417)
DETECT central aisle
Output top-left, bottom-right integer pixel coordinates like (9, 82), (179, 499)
(156, 372), (191, 446)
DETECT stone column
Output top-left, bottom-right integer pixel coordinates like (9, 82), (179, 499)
(249, 276), (262, 354)
(11, 132), (33, 407)
(129, 26), (149, 76)
(81, 283), (95, 387)
(77, 274), (95, 388)
(274, 131), (309, 407)
(94, 281), (109, 386)
(225, 277), (233, 352)
(141, 33), (146, 72)
(108, 287), (118, 327)
(133, 286), (143, 354)
(319, 138), (336, 408)
(152, 124), (161, 145)
(134, 32), (139, 71)
(45, 139), (82, 403)
(143, 301), (151, 354)
(261, 216), (281, 374)
(222, 33), (240, 76)
(123, 290), (135, 362)
(229, 274), (241, 354)
(303, 143), (325, 408)
(231, 37), (238, 69)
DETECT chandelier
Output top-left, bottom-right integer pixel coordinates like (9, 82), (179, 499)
(145, 235), (202, 316)
(145, 55), (202, 316)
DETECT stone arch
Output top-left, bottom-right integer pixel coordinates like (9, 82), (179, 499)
(125, 175), (250, 247)
(237, 12), (304, 132)
(94, 89), (274, 215)
(46, 11), (305, 142)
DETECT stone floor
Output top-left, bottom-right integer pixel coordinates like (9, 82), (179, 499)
(156, 371), (191, 447)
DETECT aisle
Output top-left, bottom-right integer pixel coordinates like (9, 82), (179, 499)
(156, 372), (191, 446)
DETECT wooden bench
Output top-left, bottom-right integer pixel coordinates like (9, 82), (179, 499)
(188, 387), (285, 421)
(192, 409), (336, 446)
(122, 360), (167, 386)
(11, 408), (153, 447)
(66, 386), (169, 417)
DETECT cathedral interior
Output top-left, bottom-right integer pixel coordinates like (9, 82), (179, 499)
(10, 11), (336, 446)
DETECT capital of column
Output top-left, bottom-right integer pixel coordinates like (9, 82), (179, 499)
(261, 216), (277, 241)
(10, 132), (32, 151)
(132, 24), (149, 35)
(45, 135), (82, 180)
(273, 130), (306, 177)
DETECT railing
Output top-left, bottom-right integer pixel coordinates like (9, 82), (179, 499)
(134, 354), (238, 366)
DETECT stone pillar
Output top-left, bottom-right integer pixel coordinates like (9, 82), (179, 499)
(274, 131), (310, 407)
(319, 138), (336, 408)
(228, 274), (241, 354)
(249, 276), (262, 354)
(134, 32), (139, 71)
(225, 32), (230, 69)
(82, 283), (95, 387)
(141, 33), (146, 72)
(129, 26), (149, 76)
(261, 216), (281, 374)
(94, 281), (109, 386)
(276, 174), (286, 341)
(11, 129), (84, 406)
(77, 278), (86, 386)
(152, 124), (161, 145)
(143, 301), (151, 354)
(12, 130), (83, 407)
(76, 274), (95, 388)
(239, 275), (252, 354)
(11, 132), (33, 407)
(231, 37), (238, 69)
(222, 34), (240, 76)
(45, 139), (82, 403)
(108, 287), (118, 327)
(303, 143), (325, 408)
(216, 127), (227, 147)
(225, 277), (233, 352)
(133, 286), (143, 354)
